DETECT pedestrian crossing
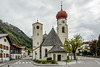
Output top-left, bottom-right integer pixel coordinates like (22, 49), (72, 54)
(77, 57), (96, 60)
(14, 61), (32, 64)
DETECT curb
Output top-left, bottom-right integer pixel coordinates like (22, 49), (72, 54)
(31, 61), (62, 66)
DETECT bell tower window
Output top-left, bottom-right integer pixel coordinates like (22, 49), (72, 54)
(62, 26), (65, 33)
(36, 26), (39, 29)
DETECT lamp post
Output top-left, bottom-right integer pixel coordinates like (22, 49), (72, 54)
(70, 44), (72, 61)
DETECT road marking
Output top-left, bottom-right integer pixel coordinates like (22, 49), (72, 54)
(29, 62), (31, 64)
(95, 61), (100, 65)
(19, 62), (21, 64)
(13, 61), (32, 64)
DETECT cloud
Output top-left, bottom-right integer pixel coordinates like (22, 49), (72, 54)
(0, 0), (100, 41)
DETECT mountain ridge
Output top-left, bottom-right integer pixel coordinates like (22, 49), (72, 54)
(0, 19), (32, 50)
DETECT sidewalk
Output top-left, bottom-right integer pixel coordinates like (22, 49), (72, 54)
(0, 59), (20, 67)
(57, 60), (83, 65)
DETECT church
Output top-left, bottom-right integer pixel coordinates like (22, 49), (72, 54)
(32, 2), (68, 61)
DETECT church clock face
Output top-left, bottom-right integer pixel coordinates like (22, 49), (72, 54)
(36, 26), (39, 29)
(62, 20), (65, 23)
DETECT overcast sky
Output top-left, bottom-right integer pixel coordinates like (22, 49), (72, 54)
(0, 0), (100, 41)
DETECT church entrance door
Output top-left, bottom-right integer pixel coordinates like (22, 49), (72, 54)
(57, 55), (61, 61)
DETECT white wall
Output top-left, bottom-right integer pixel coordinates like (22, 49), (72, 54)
(32, 23), (43, 60)
(48, 53), (67, 61)
(57, 18), (68, 44)
(11, 54), (21, 59)
(21, 49), (26, 58)
(41, 46), (53, 60)
(0, 37), (10, 62)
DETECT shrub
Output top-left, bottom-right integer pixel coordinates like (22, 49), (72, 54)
(47, 57), (52, 61)
(40, 60), (45, 64)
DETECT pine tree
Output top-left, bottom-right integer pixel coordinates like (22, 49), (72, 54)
(97, 35), (100, 56)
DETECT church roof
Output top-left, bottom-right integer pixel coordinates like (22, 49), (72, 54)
(41, 28), (63, 46)
(48, 45), (66, 53)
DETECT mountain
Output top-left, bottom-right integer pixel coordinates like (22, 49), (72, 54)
(0, 19), (32, 50)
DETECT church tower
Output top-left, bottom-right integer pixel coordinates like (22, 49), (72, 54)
(56, 1), (68, 44)
(32, 19), (43, 60)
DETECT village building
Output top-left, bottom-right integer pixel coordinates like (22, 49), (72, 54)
(20, 46), (26, 58)
(0, 34), (11, 62)
(32, 2), (68, 61)
(10, 44), (22, 59)
(25, 50), (29, 57)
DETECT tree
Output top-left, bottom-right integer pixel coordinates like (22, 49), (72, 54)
(70, 34), (83, 60)
(89, 40), (97, 56)
(64, 38), (71, 60)
(97, 35), (100, 56)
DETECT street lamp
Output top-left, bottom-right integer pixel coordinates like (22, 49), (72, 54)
(70, 44), (72, 61)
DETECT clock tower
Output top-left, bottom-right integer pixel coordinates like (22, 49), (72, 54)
(56, 1), (68, 44)
(32, 19), (43, 60)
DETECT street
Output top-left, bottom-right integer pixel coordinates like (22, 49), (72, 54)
(1, 56), (100, 67)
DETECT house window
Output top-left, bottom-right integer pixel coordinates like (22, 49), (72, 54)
(6, 46), (8, 50)
(6, 54), (9, 57)
(62, 26), (65, 33)
(4, 39), (6, 42)
(0, 44), (2, 49)
(11, 50), (13, 53)
(45, 49), (47, 57)
(0, 53), (2, 58)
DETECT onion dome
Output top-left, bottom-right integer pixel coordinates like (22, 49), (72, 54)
(56, 10), (67, 19)
(56, 1), (68, 20)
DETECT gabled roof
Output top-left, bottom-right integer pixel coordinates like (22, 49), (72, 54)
(32, 22), (43, 25)
(0, 34), (8, 38)
(12, 44), (22, 49)
(41, 28), (63, 46)
(0, 34), (12, 45)
(48, 45), (66, 53)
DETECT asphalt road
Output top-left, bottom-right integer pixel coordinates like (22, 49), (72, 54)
(67, 56), (100, 67)
(1, 56), (100, 67)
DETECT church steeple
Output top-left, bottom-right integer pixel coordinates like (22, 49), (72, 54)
(56, 1), (67, 20)
(61, 0), (62, 10)
(37, 18), (38, 22)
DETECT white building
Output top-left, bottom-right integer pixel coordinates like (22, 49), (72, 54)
(20, 46), (26, 58)
(10, 44), (22, 60)
(0, 34), (11, 62)
(32, 2), (68, 61)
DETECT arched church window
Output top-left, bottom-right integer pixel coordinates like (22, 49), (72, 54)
(45, 49), (47, 57)
(37, 33), (39, 36)
(62, 26), (65, 33)
(37, 42), (39, 45)
(41, 26), (42, 30)
(34, 26), (35, 29)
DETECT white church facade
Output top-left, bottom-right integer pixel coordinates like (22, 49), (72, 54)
(32, 2), (68, 61)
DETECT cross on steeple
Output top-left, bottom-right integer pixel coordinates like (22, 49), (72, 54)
(37, 18), (38, 22)
(61, 0), (63, 10)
